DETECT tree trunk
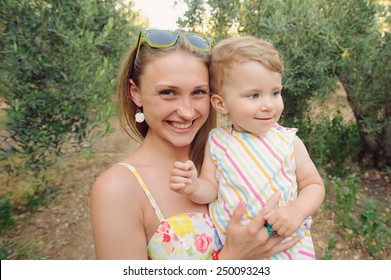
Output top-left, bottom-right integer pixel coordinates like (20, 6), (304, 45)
(338, 73), (391, 168)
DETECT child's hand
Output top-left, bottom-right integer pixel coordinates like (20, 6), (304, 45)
(263, 203), (306, 237)
(169, 160), (198, 196)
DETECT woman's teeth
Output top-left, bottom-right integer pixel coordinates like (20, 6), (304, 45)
(170, 122), (193, 129)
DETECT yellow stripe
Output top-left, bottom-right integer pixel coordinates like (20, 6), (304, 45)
(271, 130), (289, 146)
(224, 127), (278, 193)
(210, 200), (226, 236)
(221, 175), (253, 221)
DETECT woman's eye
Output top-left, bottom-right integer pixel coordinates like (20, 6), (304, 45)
(248, 93), (259, 99)
(160, 90), (175, 96)
(193, 89), (208, 96)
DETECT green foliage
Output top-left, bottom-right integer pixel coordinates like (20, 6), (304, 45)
(329, 174), (390, 259)
(0, 197), (15, 234)
(0, 239), (43, 260)
(297, 114), (360, 177)
(0, 0), (145, 207)
(0, 243), (8, 259)
(322, 235), (337, 260)
(181, 0), (339, 122)
(332, 174), (360, 235)
(179, 0), (390, 168)
(238, 0), (340, 123)
(26, 185), (58, 213)
(359, 198), (391, 259)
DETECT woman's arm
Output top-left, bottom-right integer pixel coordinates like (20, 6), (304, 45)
(90, 166), (148, 259)
(219, 193), (301, 260)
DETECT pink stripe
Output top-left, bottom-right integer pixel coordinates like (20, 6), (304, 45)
(226, 153), (265, 207)
(283, 251), (293, 260)
(212, 134), (267, 209)
(257, 136), (294, 185)
(211, 135), (226, 152)
(220, 193), (233, 218)
(211, 136), (232, 218)
(298, 250), (315, 258)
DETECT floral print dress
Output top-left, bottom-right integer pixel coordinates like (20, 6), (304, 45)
(118, 163), (218, 260)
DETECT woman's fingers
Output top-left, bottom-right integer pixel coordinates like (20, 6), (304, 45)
(269, 235), (301, 256)
(263, 208), (277, 221)
(263, 192), (281, 214)
(230, 201), (246, 226)
(250, 192), (281, 230)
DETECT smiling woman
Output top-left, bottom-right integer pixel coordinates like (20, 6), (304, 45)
(132, 0), (187, 29)
(90, 30), (216, 259)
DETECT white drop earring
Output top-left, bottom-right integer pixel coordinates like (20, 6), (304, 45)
(135, 108), (145, 123)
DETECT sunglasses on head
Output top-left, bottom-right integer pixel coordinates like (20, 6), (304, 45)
(133, 29), (211, 65)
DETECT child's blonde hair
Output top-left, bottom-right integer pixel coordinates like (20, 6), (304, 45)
(209, 35), (284, 94)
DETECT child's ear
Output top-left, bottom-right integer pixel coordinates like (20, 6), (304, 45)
(129, 79), (142, 107)
(211, 94), (228, 115)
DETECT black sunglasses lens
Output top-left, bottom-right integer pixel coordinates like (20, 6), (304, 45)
(186, 35), (210, 50)
(146, 31), (176, 46)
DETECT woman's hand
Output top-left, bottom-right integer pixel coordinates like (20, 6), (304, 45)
(219, 193), (301, 260)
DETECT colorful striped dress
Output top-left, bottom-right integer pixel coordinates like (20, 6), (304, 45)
(208, 123), (316, 259)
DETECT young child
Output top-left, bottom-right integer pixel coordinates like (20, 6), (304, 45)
(169, 36), (325, 259)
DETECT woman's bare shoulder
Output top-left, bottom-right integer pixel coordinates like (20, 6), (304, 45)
(90, 163), (147, 259)
(91, 163), (142, 204)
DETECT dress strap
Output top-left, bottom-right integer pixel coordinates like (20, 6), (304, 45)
(116, 163), (165, 222)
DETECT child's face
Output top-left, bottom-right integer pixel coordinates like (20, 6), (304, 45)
(216, 60), (283, 135)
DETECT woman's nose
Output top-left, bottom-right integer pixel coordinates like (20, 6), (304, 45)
(177, 97), (195, 119)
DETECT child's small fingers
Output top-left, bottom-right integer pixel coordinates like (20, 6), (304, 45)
(171, 176), (192, 184)
(263, 209), (277, 220)
(263, 192), (280, 214)
(184, 160), (195, 170)
(266, 213), (278, 226)
(172, 168), (192, 178)
(279, 227), (291, 237)
(271, 219), (282, 230)
(173, 161), (189, 170)
(169, 182), (186, 191)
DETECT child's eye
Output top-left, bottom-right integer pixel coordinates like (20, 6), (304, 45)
(272, 91), (281, 97)
(248, 93), (259, 99)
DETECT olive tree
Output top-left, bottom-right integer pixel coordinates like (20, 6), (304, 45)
(0, 0), (145, 202)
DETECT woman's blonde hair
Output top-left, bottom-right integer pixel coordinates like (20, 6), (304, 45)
(117, 32), (216, 170)
(209, 35), (284, 94)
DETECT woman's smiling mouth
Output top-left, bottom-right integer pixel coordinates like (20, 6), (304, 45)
(168, 121), (194, 129)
